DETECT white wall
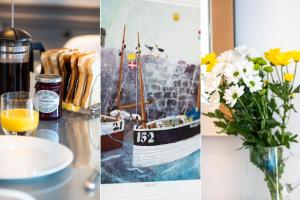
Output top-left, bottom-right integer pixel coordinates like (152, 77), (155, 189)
(203, 0), (300, 199)
(202, 136), (249, 200)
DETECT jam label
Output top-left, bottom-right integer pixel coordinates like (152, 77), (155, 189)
(36, 90), (59, 113)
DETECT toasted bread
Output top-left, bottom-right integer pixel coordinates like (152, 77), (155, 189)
(81, 56), (100, 109)
(40, 52), (48, 74)
(73, 52), (98, 106)
(65, 51), (91, 103)
(58, 49), (81, 99)
(50, 48), (70, 75)
(42, 49), (61, 74)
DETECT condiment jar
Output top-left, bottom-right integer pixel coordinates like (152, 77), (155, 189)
(35, 74), (62, 120)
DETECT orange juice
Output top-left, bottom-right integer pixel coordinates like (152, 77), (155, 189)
(1, 109), (39, 133)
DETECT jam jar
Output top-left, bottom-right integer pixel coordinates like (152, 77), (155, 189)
(35, 74), (62, 120)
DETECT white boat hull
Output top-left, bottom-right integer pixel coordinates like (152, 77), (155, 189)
(132, 117), (200, 167)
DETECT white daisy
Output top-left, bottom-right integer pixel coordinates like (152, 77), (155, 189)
(210, 62), (226, 76)
(224, 85), (245, 107)
(243, 75), (263, 93)
(238, 60), (258, 78)
(235, 45), (260, 58)
(217, 50), (243, 64)
(205, 74), (222, 94)
(224, 63), (242, 84)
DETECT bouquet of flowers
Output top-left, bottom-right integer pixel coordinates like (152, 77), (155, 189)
(202, 46), (300, 199)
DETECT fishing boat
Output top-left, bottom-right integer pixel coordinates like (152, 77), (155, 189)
(101, 26), (126, 152)
(132, 33), (201, 167)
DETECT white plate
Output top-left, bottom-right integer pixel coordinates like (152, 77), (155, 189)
(0, 189), (36, 200)
(0, 136), (73, 180)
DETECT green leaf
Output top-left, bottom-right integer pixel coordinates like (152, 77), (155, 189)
(203, 112), (217, 118)
(293, 85), (300, 93)
(214, 121), (227, 129)
(259, 89), (267, 95)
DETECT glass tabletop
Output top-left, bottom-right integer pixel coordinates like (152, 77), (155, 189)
(0, 111), (100, 200)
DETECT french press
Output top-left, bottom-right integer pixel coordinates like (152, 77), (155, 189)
(0, 0), (44, 95)
(0, 28), (45, 95)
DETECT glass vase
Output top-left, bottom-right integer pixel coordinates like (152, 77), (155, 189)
(246, 146), (300, 200)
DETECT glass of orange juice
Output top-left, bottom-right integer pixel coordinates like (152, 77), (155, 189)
(1, 91), (39, 136)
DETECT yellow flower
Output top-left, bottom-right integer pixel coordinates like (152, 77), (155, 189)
(291, 93), (296, 98)
(206, 60), (217, 72)
(289, 50), (300, 62)
(265, 48), (292, 66)
(127, 53), (136, 60)
(284, 73), (294, 82)
(277, 52), (291, 66)
(265, 48), (281, 65)
(201, 53), (217, 72)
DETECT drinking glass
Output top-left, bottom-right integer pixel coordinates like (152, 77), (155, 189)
(1, 91), (39, 136)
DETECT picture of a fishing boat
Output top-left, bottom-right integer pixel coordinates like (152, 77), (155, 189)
(132, 33), (201, 167)
(101, 0), (201, 184)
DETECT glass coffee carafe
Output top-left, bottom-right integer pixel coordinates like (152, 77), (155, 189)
(0, 28), (44, 95)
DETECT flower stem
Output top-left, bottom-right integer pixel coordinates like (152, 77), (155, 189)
(275, 67), (282, 84)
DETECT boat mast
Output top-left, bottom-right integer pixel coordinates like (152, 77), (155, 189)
(196, 67), (201, 111)
(115, 25), (126, 109)
(137, 32), (147, 128)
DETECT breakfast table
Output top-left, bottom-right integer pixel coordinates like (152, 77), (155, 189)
(0, 111), (100, 200)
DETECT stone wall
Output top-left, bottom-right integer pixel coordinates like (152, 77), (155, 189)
(101, 48), (199, 120)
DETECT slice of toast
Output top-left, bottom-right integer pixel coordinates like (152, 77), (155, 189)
(41, 49), (59, 74)
(58, 49), (81, 99)
(65, 51), (91, 103)
(50, 48), (70, 75)
(42, 49), (61, 74)
(40, 52), (49, 74)
(81, 56), (100, 109)
(73, 52), (98, 106)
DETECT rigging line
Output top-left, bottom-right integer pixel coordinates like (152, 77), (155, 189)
(182, 66), (197, 114)
(103, 58), (118, 114)
(101, 54), (117, 113)
(175, 83), (180, 114)
(104, 71), (116, 113)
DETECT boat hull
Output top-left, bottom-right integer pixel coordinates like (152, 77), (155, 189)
(101, 131), (124, 152)
(101, 118), (125, 152)
(132, 118), (200, 167)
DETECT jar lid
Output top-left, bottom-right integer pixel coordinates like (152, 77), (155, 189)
(36, 74), (62, 83)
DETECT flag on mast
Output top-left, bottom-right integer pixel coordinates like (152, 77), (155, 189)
(127, 53), (137, 70)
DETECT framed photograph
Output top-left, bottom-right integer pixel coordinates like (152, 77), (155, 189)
(101, 0), (201, 199)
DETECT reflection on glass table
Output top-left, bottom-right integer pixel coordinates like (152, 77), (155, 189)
(0, 111), (100, 200)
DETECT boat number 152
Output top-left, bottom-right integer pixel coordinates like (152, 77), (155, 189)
(136, 132), (155, 144)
